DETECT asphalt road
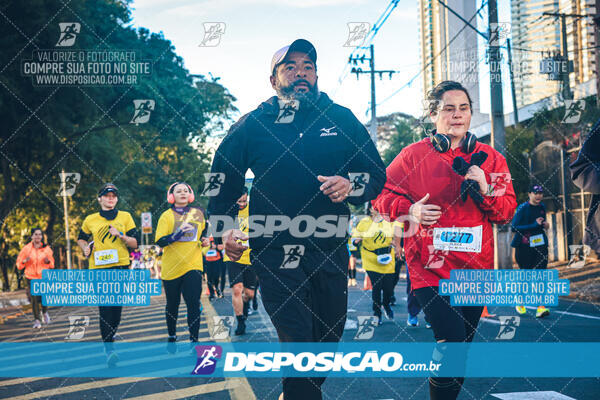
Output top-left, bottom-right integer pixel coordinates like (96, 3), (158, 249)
(1, 269), (599, 400)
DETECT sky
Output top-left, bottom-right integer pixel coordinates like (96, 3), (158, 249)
(130, 0), (513, 126)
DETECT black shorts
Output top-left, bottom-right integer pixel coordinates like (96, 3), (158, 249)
(227, 261), (257, 290)
(515, 245), (548, 270)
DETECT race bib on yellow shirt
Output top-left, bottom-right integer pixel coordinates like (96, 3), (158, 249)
(433, 226), (482, 253)
(94, 249), (119, 266)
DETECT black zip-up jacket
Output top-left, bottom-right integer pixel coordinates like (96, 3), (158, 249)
(208, 92), (386, 252)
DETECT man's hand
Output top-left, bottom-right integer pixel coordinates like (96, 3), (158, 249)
(464, 165), (489, 195)
(83, 245), (91, 258)
(223, 229), (249, 261)
(318, 175), (352, 203)
(409, 193), (442, 226)
(543, 221), (549, 230)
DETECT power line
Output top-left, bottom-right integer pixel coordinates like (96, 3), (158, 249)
(332, 0), (401, 95)
(376, 0), (488, 107)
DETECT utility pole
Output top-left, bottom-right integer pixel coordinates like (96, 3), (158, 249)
(488, 0), (506, 155)
(595, 0), (600, 105)
(349, 44), (396, 145)
(542, 12), (589, 100)
(506, 39), (519, 126)
(60, 170), (72, 270)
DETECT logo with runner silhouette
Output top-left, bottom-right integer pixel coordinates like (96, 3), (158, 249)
(348, 173), (370, 197)
(488, 22), (511, 46)
(211, 316), (234, 339)
(199, 22), (226, 47)
(65, 315), (89, 340)
(192, 345), (223, 375)
(425, 244), (448, 269)
(57, 172), (81, 196)
(496, 316), (520, 340)
(344, 22), (370, 47)
(562, 100), (585, 123)
(280, 245), (305, 269)
(354, 315), (378, 340)
(130, 100), (155, 125)
(275, 100), (299, 124)
(56, 23), (80, 47)
(488, 173), (511, 197)
(201, 173), (225, 197)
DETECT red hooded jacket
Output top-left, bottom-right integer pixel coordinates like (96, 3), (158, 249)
(373, 137), (517, 290)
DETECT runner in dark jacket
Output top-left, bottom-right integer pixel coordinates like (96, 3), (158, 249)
(207, 39), (386, 400)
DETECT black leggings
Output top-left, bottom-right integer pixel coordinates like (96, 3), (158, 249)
(98, 265), (129, 348)
(205, 259), (222, 295)
(162, 270), (202, 341)
(366, 270), (395, 315)
(414, 286), (483, 400)
(26, 278), (47, 321)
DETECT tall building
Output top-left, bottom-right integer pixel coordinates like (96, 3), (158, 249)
(511, 0), (597, 108)
(418, 0), (481, 117)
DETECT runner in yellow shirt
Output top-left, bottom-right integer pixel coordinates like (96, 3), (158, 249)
(222, 187), (256, 335)
(353, 206), (399, 325)
(76, 183), (138, 365)
(155, 182), (209, 344)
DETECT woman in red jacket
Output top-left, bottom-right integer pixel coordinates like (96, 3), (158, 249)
(373, 81), (517, 400)
(16, 227), (55, 329)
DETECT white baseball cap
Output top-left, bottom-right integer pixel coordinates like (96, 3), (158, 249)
(270, 39), (317, 76)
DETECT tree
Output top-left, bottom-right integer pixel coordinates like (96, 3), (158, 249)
(0, 0), (237, 289)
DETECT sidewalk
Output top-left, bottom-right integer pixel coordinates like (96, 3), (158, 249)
(0, 289), (30, 324)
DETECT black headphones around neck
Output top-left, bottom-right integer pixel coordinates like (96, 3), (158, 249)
(430, 130), (478, 154)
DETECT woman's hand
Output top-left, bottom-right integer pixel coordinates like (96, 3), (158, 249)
(109, 226), (122, 238)
(409, 193), (442, 225)
(464, 165), (489, 195)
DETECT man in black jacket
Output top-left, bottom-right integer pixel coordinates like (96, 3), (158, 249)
(208, 39), (386, 400)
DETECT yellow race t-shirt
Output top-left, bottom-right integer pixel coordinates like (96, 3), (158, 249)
(81, 211), (136, 269)
(155, 207), (207, 280)
(354, 217), (400, 274)
(223, 205), (251, 265)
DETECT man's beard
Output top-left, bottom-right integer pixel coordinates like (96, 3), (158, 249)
(275, 79), (319, 108)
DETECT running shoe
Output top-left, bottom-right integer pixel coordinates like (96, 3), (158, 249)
(425, 322), (432, 329)
(515, 306), (527, 315)
(106, 351), (119, 367)
(374, 315), (383, 326)
(43, 312), (51, 324)
(235, 317), (246, 335)
(407, 315), (418, 327)
(32, 319), (42, 329)
(383, 305), (394, 320)
(166, 336), (177, 354)
(351, 278), (357, 286)
(536, 306), (550, 318)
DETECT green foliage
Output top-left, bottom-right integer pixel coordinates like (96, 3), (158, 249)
(0, 0), (237, 287)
